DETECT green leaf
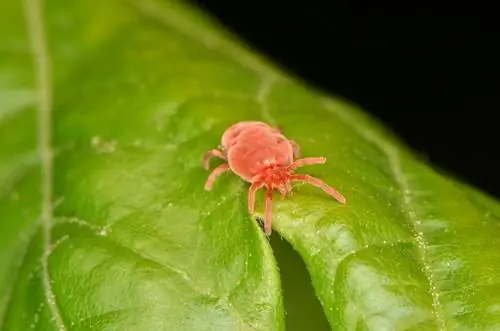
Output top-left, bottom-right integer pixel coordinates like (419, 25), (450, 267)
(1, 0), (500, 330)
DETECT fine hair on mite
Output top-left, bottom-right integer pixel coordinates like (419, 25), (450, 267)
(202, 121), (346, 236)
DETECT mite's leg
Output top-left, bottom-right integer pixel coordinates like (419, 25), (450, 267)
(273, 125), (300, 157)
(288, 157), (326, 171)
(289, 140), (301, 158)
(264, 189), (274, 236)
(248, 181), (265, 214)
(202, 148), (227, 170)
(204, 163), (231, 190)
(291, 174), (346, 204)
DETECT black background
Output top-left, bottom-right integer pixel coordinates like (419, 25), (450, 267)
(191, 1), (500, 199)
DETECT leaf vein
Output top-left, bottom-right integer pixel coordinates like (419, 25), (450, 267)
(0, 221), (42, 329)
(128, 0), (272, 78)
(385, 146), (447, 330)
(24, 0), (67, 329)
(256, 75), (278, 126)
(106, 237), (211, 296)
(323, 100), (447, 330)
(337, 240), (414, 269)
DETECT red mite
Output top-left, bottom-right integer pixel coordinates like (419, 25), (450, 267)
(202, 121), (346, 236)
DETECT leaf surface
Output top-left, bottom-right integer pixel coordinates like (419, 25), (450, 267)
(1, 0), (500, 331)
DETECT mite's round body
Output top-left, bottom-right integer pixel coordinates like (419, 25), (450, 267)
(221, 121), (294, 182)
(202, 120), (346, 236)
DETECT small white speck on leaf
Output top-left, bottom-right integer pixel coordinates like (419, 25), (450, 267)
(91, 136), (117, 153)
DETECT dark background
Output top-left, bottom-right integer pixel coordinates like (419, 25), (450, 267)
(190, 2), (499, 330)
(190, 1), (499, 199)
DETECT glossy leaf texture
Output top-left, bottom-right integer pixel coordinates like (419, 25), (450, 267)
(1, 0), (500, 330)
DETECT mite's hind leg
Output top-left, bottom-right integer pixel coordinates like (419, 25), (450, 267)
(202, 148), (227, 170)
(274, 125), (301, 158)
(289, 140), (301, 158)
(204, 164), (231, 190)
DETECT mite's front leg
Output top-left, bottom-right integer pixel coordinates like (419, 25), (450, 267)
(248, 181), (265, 214)
(291, 174), (346, 204)
(264, 189), (274, 236)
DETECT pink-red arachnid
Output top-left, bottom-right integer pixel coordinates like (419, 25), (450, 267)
(202, 121), (346, 236)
